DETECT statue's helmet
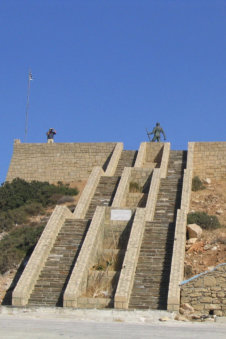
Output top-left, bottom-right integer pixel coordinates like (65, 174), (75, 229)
(156, 122), (160, 126)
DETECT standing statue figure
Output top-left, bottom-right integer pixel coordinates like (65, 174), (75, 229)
(147, 122), (166, 142)
(46, 128), (56, 143)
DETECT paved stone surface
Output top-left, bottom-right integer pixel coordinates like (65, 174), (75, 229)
(0, 307), (226, 338)
(0, 314), (226, 339)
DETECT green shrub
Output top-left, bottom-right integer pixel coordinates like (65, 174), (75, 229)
(0, 212), (14, 232)
(187, 211), (221, 230)
(0, 179), (78, 232)
(0, 224), (44, 274)
(22, 202), (44, 216)
(0, 202), (45, 232)
(0, 178), (79, 272)
(192, 176), (206, 191)
(0, 178), (78, 211)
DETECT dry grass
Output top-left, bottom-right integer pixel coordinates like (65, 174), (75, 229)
(92, 251), (123, 272)
(84, 271), (112, 298)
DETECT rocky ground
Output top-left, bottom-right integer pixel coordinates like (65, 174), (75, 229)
(185, 179), (226, 278)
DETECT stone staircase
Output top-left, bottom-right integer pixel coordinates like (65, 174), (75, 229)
(114, 150), (137, 176)
(85, 176), (120, 220)
(129, 151), (187, 310)
(28, 218), (89, 307)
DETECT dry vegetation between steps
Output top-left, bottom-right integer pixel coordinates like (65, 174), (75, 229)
(92, 251), (123, 272)
(84, 271), (116, 299)
(185, 178), (226, 279)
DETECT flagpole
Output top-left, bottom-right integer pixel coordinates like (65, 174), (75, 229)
(25, 70), (32, 142)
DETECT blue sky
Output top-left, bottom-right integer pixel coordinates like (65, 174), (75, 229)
(0, 0), (225, 182)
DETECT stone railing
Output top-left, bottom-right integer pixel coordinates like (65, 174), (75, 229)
(181, 142), (194, 212)
(145, 143), (170, 222)
(105, 142), (123, 176)
(134, 142), (146, 168)
(64, 206), (106, 307)
(114, 208), (146, 309)
(145, 169), (161, 222)
(112, 167), (132, 208)
(167, 142), (194, 312)
(12, 205), (72, 306)
(73, 166), (104, 219)
(160, 142), (170, 178)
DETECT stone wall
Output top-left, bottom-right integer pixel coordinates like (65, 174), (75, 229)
(134, 142), (146, 168)
(114, 208), (146, 309)
(193, 142), (226, 180)
(145, 143), (171, 222)
(180, 264), (226, 316)
(6, 140), (117, 183)
(112, 168), (132, 208)
(105, 142), (123, 176)
(130, 168), (153, 189)
(167, 142), (194, 312)
(73, 167), (104, 219)
(145, 142), (163, 167)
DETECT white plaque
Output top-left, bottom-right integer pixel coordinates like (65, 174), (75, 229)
(111, 209), (132, 221)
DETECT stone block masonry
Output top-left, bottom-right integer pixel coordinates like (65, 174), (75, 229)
(10, 140), (226, 312)
(167, 143), (193, 312)
(180, 264), (226, 316)
(12, 205), (73, 306)
(73, 166), (104, 219)
(193, 142), (226, 181)
(145, 142), (163, 166)
(6, 140), (117, 183)
(114, 208), (146, 309)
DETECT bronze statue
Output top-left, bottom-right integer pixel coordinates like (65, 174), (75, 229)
(147, 123), (166, 142)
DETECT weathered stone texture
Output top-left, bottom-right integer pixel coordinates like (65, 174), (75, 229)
(114, 208), (146, 309)
(193, 142), (226, 180)
(12, 205), (73, 306)
(73, 166), (104, 219)
(167, 143), (194, 312)
(6, 142), (117, 183)
(187, 223), (202, 239)
(145, 142), (163, 166)
(180, 264), (226, 315)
